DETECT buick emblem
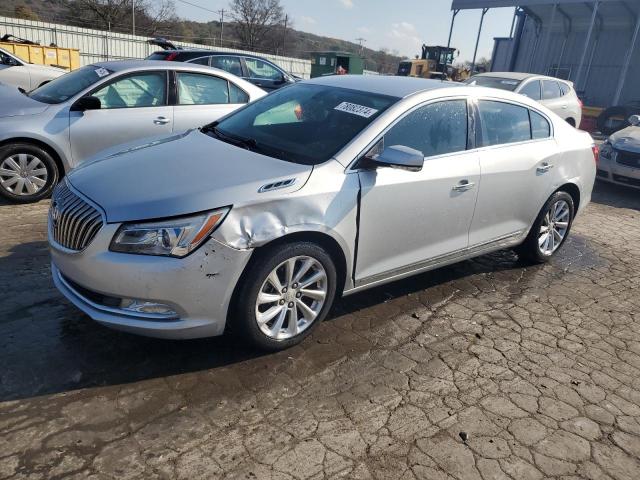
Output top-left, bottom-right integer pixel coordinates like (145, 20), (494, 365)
(51, 201), (61, 227)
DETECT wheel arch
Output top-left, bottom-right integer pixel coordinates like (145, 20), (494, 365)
(0, 137), (66, 180)
(555, 182), (580, 212)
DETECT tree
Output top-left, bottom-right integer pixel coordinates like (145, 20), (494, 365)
(14, 5), (40, 20)
(73, 0), (175, 34)
(229, 0), (285, 50)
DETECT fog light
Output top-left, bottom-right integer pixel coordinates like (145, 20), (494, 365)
(120, 298), (177, 316)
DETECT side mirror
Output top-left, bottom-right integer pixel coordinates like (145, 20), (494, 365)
(275, 73), (288, 85)
(628, 115), (640, 126)
(366, 145), (424, 172)
(71, 95), (101, 112)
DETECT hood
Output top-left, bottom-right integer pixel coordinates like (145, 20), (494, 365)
(609, 126), (640, 153)
(0, 83), (49, 118)
(68, 129), (313, 223)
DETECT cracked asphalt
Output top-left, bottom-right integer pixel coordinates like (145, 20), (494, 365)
(1, 181), (640, 480)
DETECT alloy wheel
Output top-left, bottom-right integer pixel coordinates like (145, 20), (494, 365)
(538, 199), (570, 256)
(255, 256), (327, 340)
(0, 153), (48, 196)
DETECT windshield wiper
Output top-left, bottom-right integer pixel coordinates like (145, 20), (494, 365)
(201, 122), (260, 152)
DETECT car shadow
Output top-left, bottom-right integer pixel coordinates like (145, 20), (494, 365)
(0, 180), (631, 402)
(591, 180), (640, 211)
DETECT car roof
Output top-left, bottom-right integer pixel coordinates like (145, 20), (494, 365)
(152, 49), (272, 60)
(89, 59), (223, 73)
(472, 71), (569, 83)
(304, 75), (463, 98)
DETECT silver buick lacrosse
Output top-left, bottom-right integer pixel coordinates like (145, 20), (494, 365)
(49, 75), (597, 350)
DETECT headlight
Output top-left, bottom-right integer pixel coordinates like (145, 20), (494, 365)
(600, 141), (613, 159)
(110, 208), (229, 257)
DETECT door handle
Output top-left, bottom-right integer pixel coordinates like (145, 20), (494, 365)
(537, 163), (554, 173)
(561, 104), (568, 109)
(452, 180), (475, 192)
(154, 116), (171, 125)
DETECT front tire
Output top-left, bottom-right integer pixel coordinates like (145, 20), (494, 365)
(0, 143), (59, 203)
(516, 191), (575, 264)
(233, 242), (337, 351)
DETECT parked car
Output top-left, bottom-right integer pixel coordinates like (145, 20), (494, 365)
(48, 76), (596, 350)
(0, 60), (265, 203)
(598, 114), (640, 189)
(0, 46), (66, 91)
(465, 72), (582, 127)
(146, 49), (299, 91)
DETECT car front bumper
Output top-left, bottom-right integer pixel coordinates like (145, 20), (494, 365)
(597, 152), (640, 190)
(50, 223), (253, 339)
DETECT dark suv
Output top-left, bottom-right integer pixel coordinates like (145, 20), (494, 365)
(146, 49), (298, 91)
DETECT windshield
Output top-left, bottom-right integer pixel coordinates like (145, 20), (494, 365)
(211, 83), (398, 165)
(28, 66), (112, 104)
(464, 76), (521, 91)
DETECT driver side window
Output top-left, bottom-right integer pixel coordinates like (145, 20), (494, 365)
(383, 100), (468, 158)
(92, 72), (167, 109)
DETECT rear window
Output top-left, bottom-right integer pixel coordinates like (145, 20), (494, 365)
(465, 76), (520, 91)
(477, 100), (531, 147)
(542, 80), (561, 99)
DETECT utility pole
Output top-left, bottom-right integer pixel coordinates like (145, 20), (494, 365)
(355, 37), (366, 55)
(132, 0), (135, 35)
(281, 14), (288, 56)
(219, 9), (225, 46)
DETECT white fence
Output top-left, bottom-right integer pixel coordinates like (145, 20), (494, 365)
(0, 16), (312, 78)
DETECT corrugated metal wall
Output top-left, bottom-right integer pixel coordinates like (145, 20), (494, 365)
(507, 14), (639, 107)
(0, 16), (312, 79)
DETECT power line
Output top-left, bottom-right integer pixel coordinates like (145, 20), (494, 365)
(175, 0), (220, 15)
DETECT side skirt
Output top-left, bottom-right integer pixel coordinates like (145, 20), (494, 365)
(343, 231), (525, 296)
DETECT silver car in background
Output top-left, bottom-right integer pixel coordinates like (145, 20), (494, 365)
(598, 114), (640, 189)
(466, 72), (582, 128)
(0, 60), (265, 203)
(0, 46), (66, 91)
(49, 76), (596, 351)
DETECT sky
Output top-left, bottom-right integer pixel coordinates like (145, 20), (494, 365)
(174, 0), (517, 63)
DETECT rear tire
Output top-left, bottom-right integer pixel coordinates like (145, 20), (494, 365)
(232, 242), (337, 351)
(0, 143), (59, 203)
(516, 191), (575, 264)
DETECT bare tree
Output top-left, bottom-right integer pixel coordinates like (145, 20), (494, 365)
(229, 0), (285, 50)
(73, 0), (175, 34)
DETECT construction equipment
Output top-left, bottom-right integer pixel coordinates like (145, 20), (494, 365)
(0, 34), (80, 71)
(397, 45), (469, 82)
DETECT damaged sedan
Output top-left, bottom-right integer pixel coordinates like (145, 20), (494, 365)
(48, 76), (596, 350)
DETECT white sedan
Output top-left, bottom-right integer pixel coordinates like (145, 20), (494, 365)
(0, 47), (65, 91)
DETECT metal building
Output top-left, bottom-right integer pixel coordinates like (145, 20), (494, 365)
(449, 0), (640, 108)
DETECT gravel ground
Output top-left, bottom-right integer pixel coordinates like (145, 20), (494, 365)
(1, 181), (639, 480)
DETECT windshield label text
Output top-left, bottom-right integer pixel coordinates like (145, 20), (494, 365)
(334, 102), (378, 118)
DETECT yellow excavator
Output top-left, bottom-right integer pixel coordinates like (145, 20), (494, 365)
(397, 45), (470, 82)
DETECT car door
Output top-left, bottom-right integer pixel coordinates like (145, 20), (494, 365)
(173, 71), (249, 131)
(468, 99), (557, 246)
(241, 57), (285, 90)
(355, 98), (481, 284)
(69, 70), (172, 164)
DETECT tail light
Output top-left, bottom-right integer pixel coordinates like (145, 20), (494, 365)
(578, 98), (584, 109)
(165, 52), (178, 61)
(592, 144), (599, 164)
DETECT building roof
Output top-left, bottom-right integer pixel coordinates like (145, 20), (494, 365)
(451, 0), (621, 9)
(304, 74), (462, 98)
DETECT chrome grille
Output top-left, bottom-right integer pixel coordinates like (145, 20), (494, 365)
(49, 181), (103, 251)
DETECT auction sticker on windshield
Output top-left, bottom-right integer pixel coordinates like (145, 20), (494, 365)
(334, 102), (378, 118)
